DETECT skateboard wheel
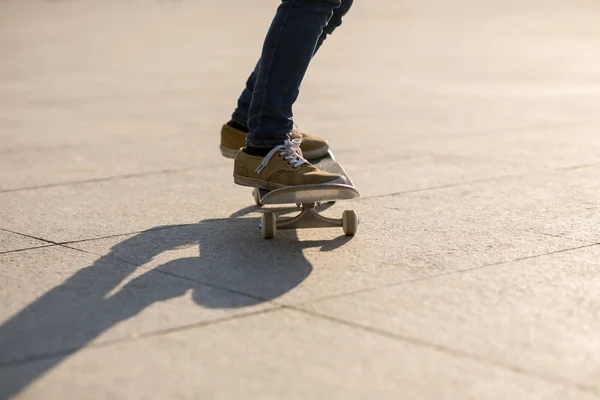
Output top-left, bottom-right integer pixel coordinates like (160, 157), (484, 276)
(253, 188), (262, 206)
(261, 212), (276, 239)
(342, 210), (358, 236)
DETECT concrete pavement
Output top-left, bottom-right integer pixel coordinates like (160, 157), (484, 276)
(1, 0), (600, 398)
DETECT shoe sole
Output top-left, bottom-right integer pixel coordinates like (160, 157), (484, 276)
(220, 144), (330, 160)
(233, 174), (286, 191)
(233, 174), (347, 191)
(220, 146), (239, 159)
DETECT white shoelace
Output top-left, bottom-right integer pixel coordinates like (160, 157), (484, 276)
(255, 139), (307, 175)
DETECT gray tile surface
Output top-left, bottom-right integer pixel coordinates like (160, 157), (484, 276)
(2, 309), (597, 400)
(0, 130), (226, 192)
(2, 0), (600, 398)
(366, 165), (600, 243)
(302, 245), (600, 391)
(0, 167), (249, 243)
(403, 126), (600, 171)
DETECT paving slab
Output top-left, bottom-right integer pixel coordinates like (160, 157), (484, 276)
(0, 245), (274, 369)
(0, 230), (49, 253)
(401, 125), (600, 171)
(2, 308), (597, 400)
(0, 165), (251, 243)
(301, 245), (600, 392)
(342, 125), (600, 199)
(0, 130), (228, 192)
(344, 151), (527, 199)
(366, 165), (600, 243)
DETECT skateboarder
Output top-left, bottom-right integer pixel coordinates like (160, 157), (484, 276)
(220, 0), (353, 190)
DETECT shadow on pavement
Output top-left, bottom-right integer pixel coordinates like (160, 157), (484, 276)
(0, 216), (351, 398)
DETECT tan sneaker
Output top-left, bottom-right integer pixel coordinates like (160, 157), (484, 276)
(233, 139), (345, 190)
(220, 123), (329, 159)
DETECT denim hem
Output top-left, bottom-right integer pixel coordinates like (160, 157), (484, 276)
(230, 112), (248, 128)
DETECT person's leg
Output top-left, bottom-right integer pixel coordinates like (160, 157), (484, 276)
(314, 0), (353, 55)
(246, 0), (346, 150)
(231, 0), (351, 189)
(229, 61), (259, 130)
(221, 0), (353, 160)
(230, 0), (353, 130)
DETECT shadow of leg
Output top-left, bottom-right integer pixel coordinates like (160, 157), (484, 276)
(0, 218), (349, 397)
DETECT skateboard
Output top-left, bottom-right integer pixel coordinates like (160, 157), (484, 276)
(251, 151), (360, 239)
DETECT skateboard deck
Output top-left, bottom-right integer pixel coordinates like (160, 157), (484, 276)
(250, 151), (360, 238)
(256, 152), (358, 205)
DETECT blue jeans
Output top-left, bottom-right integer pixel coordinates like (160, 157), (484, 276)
(231, 0), (353, 148)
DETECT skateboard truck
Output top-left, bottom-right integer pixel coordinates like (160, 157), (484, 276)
(250, 151), (360, 239)
(258, 201), (358, 239)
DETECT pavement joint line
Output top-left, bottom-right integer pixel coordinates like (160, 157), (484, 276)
(388, 121), (600, 150)
(0, 244), (57, 255)
(0, 167), (197, 194)
(287, 307), (600, 395)
(16, 216), (252, 250)
(290, 242), (600, 309)
(475, 224), (595, 244)
(0, 225), (189, 254)
(0, 228), (59, 246)
(57, 224), (189, 246)
(357, 162), (600, 202)
(0, 120), (575, 158)
(1, 120), (594, 159)
(2, 137), (599, 196)
(0, 306), (284, 371)
(0, 143), (86, 156)
(324, 121), (600, 152)
(0, 219), (246, 257)
(416, 121), (599, 142)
